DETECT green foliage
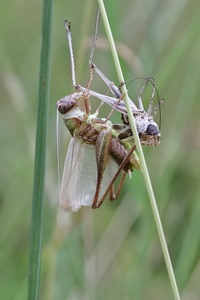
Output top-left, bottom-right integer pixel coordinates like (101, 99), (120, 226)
(28, 0), (53, 299)
(1, 0), (200, 299)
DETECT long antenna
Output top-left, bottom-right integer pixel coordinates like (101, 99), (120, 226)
(64, 20), (76, 87)
(89, 4), (101, 65)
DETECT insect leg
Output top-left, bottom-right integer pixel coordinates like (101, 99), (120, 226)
(94, 144), (136, 209)
(109, 172), (127, 201)
(64, 20), (91, 114)
(91, 63), (122, 99)
(90, 64), (138, 112)
(76, 85), (128, 115)
(63, 20), (76, 87)
(92, 128), (112, 208)
(89, 4), (101, 65)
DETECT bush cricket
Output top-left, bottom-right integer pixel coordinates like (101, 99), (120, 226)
(57, 19), (162, 211)
(65, 19), (161, 146)
(57, 93), (140, 211)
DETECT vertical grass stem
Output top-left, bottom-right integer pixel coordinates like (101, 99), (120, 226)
(97, 1), (180, 299)
(28, 0), (53, 299)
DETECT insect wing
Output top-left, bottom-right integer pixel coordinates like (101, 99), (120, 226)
(60, 137), (119, 212)
(60, 137), (95, 211)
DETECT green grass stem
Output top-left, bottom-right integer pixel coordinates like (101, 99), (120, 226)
(97, 1), (180, 299)
(28, 0), (53, 299)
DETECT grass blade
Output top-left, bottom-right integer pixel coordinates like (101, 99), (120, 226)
(97, 1), (180, 299)
(28, 0), (53, 299)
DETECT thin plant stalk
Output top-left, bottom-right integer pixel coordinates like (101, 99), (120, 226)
(28, 0), (53, 299)
(97, 1), (180, 299)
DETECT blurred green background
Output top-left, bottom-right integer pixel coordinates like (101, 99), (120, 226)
(1, 0), (200, 299)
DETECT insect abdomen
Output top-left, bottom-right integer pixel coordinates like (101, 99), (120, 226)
(109, 138), (134, 173)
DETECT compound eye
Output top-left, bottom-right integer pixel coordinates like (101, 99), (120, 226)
(145, 124), (159, 135)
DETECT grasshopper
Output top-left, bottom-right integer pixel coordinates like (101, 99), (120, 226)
(77, 65), (161, 146)
(64, 19), (161, 147)
(57, 93), (140, 211)
(57, 19), (162, 211)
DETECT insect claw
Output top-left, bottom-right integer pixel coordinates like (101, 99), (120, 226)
(63, 20), (71, 30)
(90, 63), (96, 69)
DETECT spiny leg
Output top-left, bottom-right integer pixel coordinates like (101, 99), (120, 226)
(94, 144), (136, 209)
(92, 128), (112, 208)
(89, 4), (101, 65)
(109, 171), (127, 201)
(89, 64), (130, 121)
(91, 63), (122, 99)
(76, 85), (128, 115)
(63, 20), (76, 87)
(64, 20), (91, 115)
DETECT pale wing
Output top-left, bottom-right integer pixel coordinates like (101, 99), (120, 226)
(60, 137), (98, 212)
(60, 137), (123, 212)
